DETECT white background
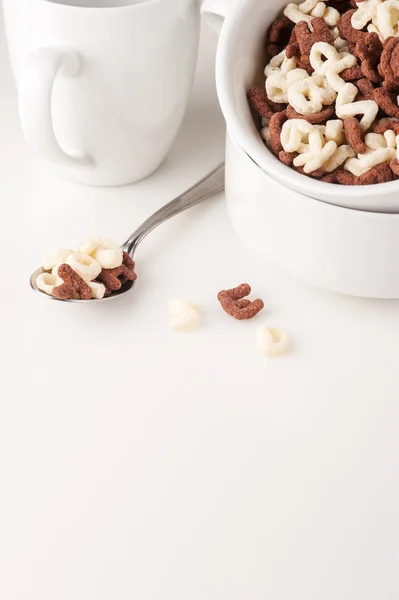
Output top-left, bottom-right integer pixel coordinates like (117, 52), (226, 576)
(1, 10), (399, 600)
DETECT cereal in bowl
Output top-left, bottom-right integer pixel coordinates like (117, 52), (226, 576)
(249, 0), (399, 185)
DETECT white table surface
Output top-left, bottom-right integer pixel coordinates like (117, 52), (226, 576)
(1, 11), (399, 600)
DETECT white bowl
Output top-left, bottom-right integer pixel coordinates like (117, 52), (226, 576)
(225, 133), (399, 298)
(215, 0), (399, 213)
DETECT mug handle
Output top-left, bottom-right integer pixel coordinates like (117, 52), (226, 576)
(18, 47), (93, 168)
(200, 0), (238, 33)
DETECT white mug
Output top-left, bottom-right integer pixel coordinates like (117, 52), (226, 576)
(3, 0), (206, 186)
(200, 0), (231, 34)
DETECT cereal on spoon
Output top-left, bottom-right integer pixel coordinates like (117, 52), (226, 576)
(248, 0), (399, 185)
(36, 237), (137, 300)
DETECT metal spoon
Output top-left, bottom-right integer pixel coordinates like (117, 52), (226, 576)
(30, 164), (225, 302)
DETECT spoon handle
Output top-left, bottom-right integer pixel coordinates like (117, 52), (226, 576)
(121, 164), (225, 257)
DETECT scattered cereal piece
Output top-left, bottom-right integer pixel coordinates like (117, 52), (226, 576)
(169, 299), (200, 332)
(217, 284), (264, 320)
(42, 249), (73, 271)
(256, 325), (290, 357)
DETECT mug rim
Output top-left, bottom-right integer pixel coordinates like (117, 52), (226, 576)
(215, 0), (399, 204)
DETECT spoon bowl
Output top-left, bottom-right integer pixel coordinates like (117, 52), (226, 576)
(30, 266), (136, 302)
(30, 164), (225, 303)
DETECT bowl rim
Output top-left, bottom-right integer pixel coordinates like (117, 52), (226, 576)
(215, 0), (399, 204)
